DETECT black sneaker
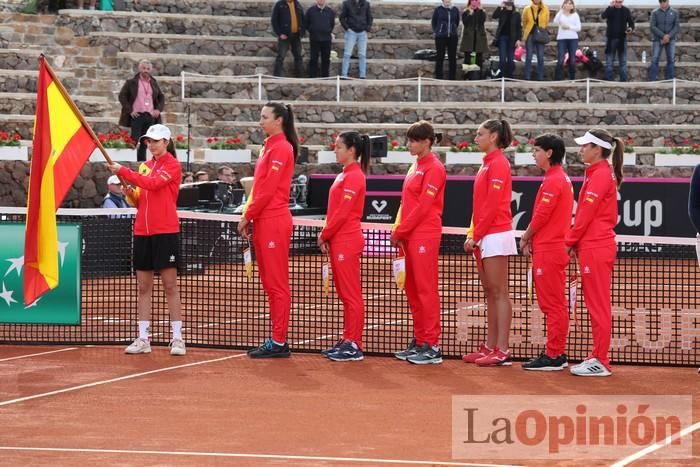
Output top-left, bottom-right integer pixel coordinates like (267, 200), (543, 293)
(248, 338), (291, 359)
(522, 352), (568, 371)
(321, 338), (343, 357)
(328, 340), (364, 362)
(394, 338), (418, 361)
(407, 343), (443, 365)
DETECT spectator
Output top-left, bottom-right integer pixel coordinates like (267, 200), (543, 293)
(304, 0), (336, 78)
(648, 0), (680, 81)
(522, 0), (550, 81)
(182, 171), (195, 184)
(194, 170), (209, 182)
(460, 0), (488, 79)
(493, 1), (522, 79)
(217, 166), (244, 189)
(432, 0), (460, 80)
(102, 175), (129, 208)
(77, 0), (96, 9)
(340, 0), (373, 79)
(118, 59), (165, 162)
(272, 0), (305, 78)
(602, 0), (634, 82)
(554, 0), (581, 80)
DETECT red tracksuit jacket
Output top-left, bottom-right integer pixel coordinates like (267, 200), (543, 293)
(118, 152), (181, 236)
(320, 162), (366, 242)
(392, 153), (446, 240)
(530, 165), (574, 251)
(243, 132), (294, 221)
(565, 160), (618, 249)
(471, 149), (512, 243)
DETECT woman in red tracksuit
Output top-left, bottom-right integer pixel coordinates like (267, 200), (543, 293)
(317, 131), (370, 362)
(463, 119), (517, 367)
(391, 120), (446, 365)
(107, 124), (185, 357)
(519, 133), (574, 371)
(238, 102), (298, 359)
(565, 128), (624, 377)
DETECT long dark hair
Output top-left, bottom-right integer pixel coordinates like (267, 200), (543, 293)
(264, 101), (299, 161)
(588, 128), (624, 188)
(481, 119), (513, 149)
(338, 131), (371, 173)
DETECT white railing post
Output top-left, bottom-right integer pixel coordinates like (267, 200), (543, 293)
(500, 77), (505, 104)
(180, 71), (185, 100)
(258, 73), (263, 102)
(672, 78), (677, 106)
(336, 75), (340, 103)
(417, 75), (422, 103)
(586, 78), (590, 104)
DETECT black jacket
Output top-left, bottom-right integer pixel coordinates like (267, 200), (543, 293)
(271, 0), (305, 37)
(340, 0), (372, 33)
(432, 5), (460, 39)
(118, 73), (164, 128)
(493, 7), (522, 47)
(304, 4), (336, 42)
(601, 6), (634, 39)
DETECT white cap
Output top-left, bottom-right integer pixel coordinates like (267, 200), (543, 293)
(574, 131), (613, 150)
(107, 175), (121, 185)
(139, 124), (171, 142)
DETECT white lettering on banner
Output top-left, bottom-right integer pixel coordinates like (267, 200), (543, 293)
(619, 199), (663, 235)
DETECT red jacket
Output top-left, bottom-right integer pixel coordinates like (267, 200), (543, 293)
(118, 152), (181, 236)
(243, 132), (294, 221)
(392, 153), (446, 241)
(471, 149), (512, 243)
(320, 162), (366, 242)
(530, 165), (574, 252)
(565, 160), (618, 250)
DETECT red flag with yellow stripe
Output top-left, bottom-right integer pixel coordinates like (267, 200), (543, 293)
(24, 56), (97, 305)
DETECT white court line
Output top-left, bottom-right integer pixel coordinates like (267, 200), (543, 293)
(611, 421), (700, 467)
(0, 347), (78, 363)
(0, 352), (247, 407)
(0, 446), (521, 466)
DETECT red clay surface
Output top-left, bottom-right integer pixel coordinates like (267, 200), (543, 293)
(0, 345), (698, 466)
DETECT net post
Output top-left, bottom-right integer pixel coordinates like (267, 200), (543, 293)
(417, 74), (422, 103)
(258, 73), (262, 102)
(672, 78), (677, 106)
(180, 70), (185, 100)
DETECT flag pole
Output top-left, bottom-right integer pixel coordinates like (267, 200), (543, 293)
(39, 54), (115, 166)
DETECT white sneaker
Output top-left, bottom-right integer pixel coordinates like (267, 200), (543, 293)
(125, 337), (151, 354)
(570, 358), (611, 377)
(170, 338), (186, 356)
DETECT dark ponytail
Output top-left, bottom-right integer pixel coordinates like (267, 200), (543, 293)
(166, 138), (176, 158)
(338, 131), (371, 173)
(264, 101), (299, 161)
(589, 128), (624, 188)
(481, 118), (513, 149)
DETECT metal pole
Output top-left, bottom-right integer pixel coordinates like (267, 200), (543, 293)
(180, 71), (185, 100)
(186, 104), (191, 172)
(336, 75), (340, 103)
(501, 77), (505, 104)
(672, 78), (677, 106)
(258, 73), (262, 102)
(586, 78), (590, 105)
(417, 75), (422, 103)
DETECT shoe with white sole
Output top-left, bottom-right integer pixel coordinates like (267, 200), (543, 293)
(570, 358), (611, 377)
(170, 338), (186, 356)
(125, 337), (151, 354)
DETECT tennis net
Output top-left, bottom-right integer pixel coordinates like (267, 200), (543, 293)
(0, 208), (698, 366)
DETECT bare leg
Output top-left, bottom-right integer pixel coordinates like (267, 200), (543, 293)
(136, 270), (154, 321)
(159, 267), (182, 321)
(480, 256), (512, 350)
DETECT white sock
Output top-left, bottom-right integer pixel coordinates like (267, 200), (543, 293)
(138, 321), (150, 340)
(272, 339), (284, 346)
(171, 320), (183, 340)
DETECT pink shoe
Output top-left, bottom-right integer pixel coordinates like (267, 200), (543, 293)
(476, 347), (513, 367)
(462, 343), (492, 363)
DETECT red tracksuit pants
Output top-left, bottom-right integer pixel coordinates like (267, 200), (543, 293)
(578, 242), (616, 369)
(532, 247), (570, 357)
(404, 237), (441, 347)
(253, 212), (293, 343)
(329, 233), (365, 348)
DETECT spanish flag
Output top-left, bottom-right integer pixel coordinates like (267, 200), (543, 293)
(24, 56), (97, 305)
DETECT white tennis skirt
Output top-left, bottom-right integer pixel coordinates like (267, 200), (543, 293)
(479, 230), (517, 258)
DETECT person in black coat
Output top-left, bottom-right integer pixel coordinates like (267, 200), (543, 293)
(601, 0), (634, 82)
(432, 0), (460, 80)
(493, 1), (522, 79)
(304, 0), (336, 77)
(340, 0), (373, 78)
(271, 0), (306, 77)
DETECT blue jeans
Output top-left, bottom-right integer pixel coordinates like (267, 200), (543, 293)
(498, 36), (514, 78)
(555, 38), (578, 80)
(605, 37), (627, 82)
(341, 30), (368, 78)
(648, 40), (676, 81)
(525, 35), (545, 80)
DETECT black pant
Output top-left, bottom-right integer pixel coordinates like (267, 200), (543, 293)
(274, 33), (304, 77)
(130, 112), (155, 162)
(435, 36), (458, 80)
(309, 40), (331, 78)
